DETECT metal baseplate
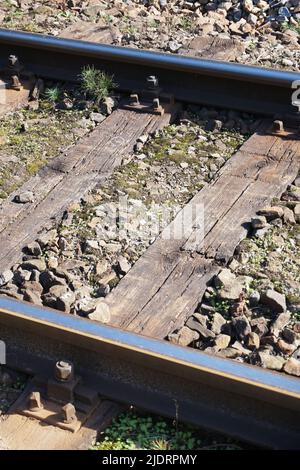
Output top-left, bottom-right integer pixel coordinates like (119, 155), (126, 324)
(0, 54), (42, 102)
(122, 75), (174, 116)
(15, 360), (101, 433)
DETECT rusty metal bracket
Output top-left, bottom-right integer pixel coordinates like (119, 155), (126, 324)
(122, 75), (174, 116)
(14, 360), (101, 433)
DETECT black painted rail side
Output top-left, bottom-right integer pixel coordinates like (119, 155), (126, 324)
(0, 296), (299, 449)
(0, 28), (299, 116)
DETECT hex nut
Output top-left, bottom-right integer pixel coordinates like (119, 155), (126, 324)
(55, 360), (74, 382)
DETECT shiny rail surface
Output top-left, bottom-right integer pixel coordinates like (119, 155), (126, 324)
(0, 296), (299, 449)
(0, 28), (299, 116)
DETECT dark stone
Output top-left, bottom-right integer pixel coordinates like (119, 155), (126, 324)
(185, 317), (215, 339)
(21, 258), (47, 272)
(21, 280), (43, 295)
(23, 242), (42, 257)
(282, 328), (297, 344)
(232, 315), (251, 341)
(261, 289), (286, 313)
(39, 270), (67, 291)
(250, 317), (269, 337)
(23, 289), (42, 306)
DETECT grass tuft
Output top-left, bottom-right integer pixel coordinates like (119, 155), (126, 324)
(44, 86), (61, 103)
(79, 66), (116, 103)
(282, 20), (300, 35)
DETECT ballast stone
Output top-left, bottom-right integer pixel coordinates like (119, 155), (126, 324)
(14, 190), (34, 204)
(88, 302), (111, 323)
(0, 270), (13, 287)
(261, 289), (287, 313)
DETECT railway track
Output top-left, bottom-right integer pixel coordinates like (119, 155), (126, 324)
(1, 296), (300, 449)
(0, 28), (299, 450)
(0, 28), (299, 117)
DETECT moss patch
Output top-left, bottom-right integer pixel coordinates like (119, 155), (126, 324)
(0, 93), (89, 199)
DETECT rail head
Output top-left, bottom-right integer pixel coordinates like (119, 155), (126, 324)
(0, 28), (298, 116)
(1, 298), (300, 448)
(0, 28), (299, 88)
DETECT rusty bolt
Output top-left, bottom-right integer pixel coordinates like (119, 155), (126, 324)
(61, 402), (77, 424)
(55, 360), (74, 382)
(28, 391), (43, 411)
(147, 75), (159, 89)
(272, 120), (284, 134)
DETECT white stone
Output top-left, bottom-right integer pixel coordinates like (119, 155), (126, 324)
(247, 13), (258, 24)
(243, 0), (254, 12)
(84, 239), (101, 255)
(259, 352), (285, 371)
(0, 270), (13, 287)
(282, 58), (293, 67)
(262, 290), (287, 314)
(284, 358), (300, 377)
(88, 302), (111, 323)
(214, 269), (236, 289)
(214, 334), (231, 350)
(15, 190), (34, 204)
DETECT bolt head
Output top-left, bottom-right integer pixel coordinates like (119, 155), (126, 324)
(8, 55), (18, 66)
(28, 391), (43, 411)
(147, 75), (159, 89)
(130, 93), (139, 106)
(55, 360), (74, 382)
(62, 402), (77, 424)
(273, 119), (284, 133)
(152, 98), (160, 110)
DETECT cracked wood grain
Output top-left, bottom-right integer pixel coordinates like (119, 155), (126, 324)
(105, 123), (300, 338)
(0, 108), (176, 271)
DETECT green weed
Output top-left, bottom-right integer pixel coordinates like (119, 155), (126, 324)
(91, 411), (243, 450)
(80, 66), (116, 103)
(44, 86), (61, 104)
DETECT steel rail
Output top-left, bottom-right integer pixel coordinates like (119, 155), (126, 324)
(0, 28), (299, 116)
(0, 296), (299, 449)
